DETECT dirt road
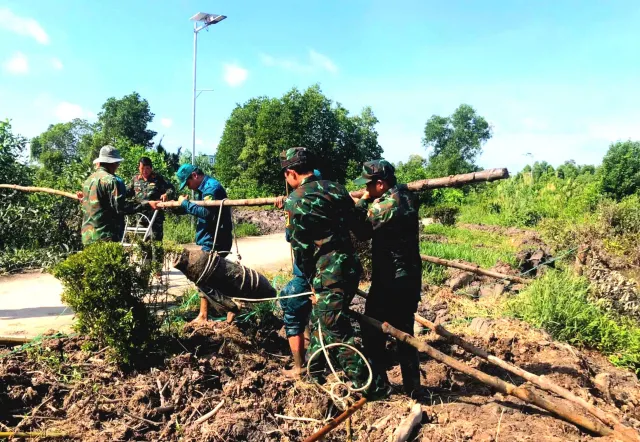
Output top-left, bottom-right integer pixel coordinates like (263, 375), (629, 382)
(0, 234), (292, 340)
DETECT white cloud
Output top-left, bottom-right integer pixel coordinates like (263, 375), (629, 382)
(3, 52), (28, 74)
(309, 49), (338, 74)
(51, 57), (63, 70)
(0, 8), (49, 44)
(223, 63), (248, 87)
(160, 118), (173, 128)
(54, 102), (85, 122)
(259, 49), (338, 75)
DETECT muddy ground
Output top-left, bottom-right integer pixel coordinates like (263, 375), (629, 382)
(2, 220), (639, 440)
(2, 286), (640, 441)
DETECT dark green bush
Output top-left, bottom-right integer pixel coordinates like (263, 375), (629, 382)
(427, 205), (460, 226)
(54, 242), (158, 365)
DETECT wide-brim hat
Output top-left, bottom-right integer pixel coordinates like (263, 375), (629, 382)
(93, 145), (124, 164)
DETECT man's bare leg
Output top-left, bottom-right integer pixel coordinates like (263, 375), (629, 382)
(190, 298), (210, 324)
(282, 333), (305, 379)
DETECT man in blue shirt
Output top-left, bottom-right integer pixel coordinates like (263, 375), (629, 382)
(161, 164), (233, 323)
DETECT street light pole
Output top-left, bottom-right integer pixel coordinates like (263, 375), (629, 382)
(191, 22), (198, 165)
(189, 12), (227, 165)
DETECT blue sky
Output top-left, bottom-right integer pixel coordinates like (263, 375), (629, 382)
(1, 0), (639, 173)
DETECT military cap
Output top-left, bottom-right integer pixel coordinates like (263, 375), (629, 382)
(353, 159), (395, 186)
(176, 164), (197, 191)
(280, 147), (314, 171)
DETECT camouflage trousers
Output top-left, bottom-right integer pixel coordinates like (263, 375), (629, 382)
(307, 286), (367, 388)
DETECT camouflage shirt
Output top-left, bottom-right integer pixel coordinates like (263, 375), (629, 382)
(284, 175), (362, 291)
(126, 172), (175, 221)
(355, 184), (422, 284)
(80, 167), (145, 246)
(126, 172), (175, 202)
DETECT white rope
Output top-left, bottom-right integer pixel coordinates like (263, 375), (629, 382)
(306, 317), (373, 411)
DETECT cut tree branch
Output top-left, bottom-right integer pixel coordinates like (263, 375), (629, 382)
(421, 254), (530, 284)
(412, 313), (639, 441)
(0, 184), (77, 200)
(351, 311), (625, 440)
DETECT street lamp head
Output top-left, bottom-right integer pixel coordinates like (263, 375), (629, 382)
(190, 12), (227, 25)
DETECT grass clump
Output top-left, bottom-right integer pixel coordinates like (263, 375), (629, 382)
(163, 214), (195, 244)
(235, 222), (260, 238)
(508, 268), (640, 373)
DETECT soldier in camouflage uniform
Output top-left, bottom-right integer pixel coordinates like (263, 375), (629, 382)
(80, 146), (149, 246)
(353, 160), (422, 396)
(126, 157), (175, 242)
(280, 147), (367, 387)
(274, 169), (322, 378)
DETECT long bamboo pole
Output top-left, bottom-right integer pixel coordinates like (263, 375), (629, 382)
(302, 397), (367, 442)
(0, 184), (77, 200)
(0, 431), (68, 438)
(421, 254), (530, 284)
(154, 168), (510, 208)
(412, 314), (639, 441)
(0, 167), (510, 208)
(351, 311), (621, 439)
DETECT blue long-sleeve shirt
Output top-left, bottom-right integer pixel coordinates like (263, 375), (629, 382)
(181, 175), (233, 252)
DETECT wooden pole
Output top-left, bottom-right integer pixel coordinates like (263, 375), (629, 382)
(412, 313), (639, 441)
(303, 397), (367, 442)
(0, 167), (510, 208)
(0, 184), (77, 200)
(350, 168), (509, 199)
(154, 168), (510, 208)
(351, 311), (621, 440)
(420, 254), (530, 284)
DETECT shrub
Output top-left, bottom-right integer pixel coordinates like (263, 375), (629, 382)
(54, 242), (158, 365)
(427, 205), (460, 226)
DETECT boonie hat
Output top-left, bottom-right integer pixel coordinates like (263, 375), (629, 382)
(93, 145), (124, 164)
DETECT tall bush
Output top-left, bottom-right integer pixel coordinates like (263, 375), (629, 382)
(54, 242), (158, 365)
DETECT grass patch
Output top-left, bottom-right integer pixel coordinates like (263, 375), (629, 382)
(235, 222), (260, 238)
(508, 268), (640, 373)
(163, 215), (195, 244)
(424, 224), (515, 253)
(420, 224), (517, 285)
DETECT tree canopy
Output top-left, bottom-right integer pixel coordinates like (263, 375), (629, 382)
(422, 104), (492, 176)
(214, 84), (383, 197)
(601, 140), (640, 201)
(98, 92), (157, 148)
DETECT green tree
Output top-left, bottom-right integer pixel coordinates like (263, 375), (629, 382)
(214, 85), (382, 197)
(395, 155), (429, 183)
(556, 160), (579, 180)
(601, 140), (640, 201)
(30, 119), (96, 167)
(98, 92), (157, 147)
(0, 119), (30, 185)
(422, 104), (492, 177)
